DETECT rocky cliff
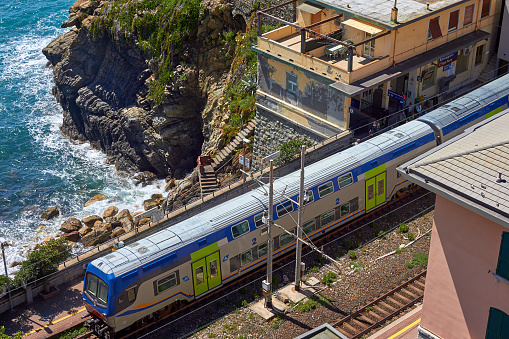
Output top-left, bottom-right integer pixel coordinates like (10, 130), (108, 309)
(43, 0), (248, 179)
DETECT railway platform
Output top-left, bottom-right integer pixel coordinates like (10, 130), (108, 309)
(1, 277), (87, 339)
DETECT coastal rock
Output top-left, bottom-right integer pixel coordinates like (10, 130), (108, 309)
(81, 232), (95, 246)
(37, 226), (47, 232)
(79, 226), (92, 237)
(111, 220), (122, 229)
(60, 217), (82, 233)
(165, 179), (176, 191)
(93, 220), (103, 228)
(143, 199), (159, 211)
(10, 261), (22, 268)
(138, 217), (152, 226)
(116, 209), (133, 222)
(110, 227), (125, 238)
(102, 206), (118, 218)
(84, 194), (107, 207)
(63, 231), (80, 242)
(119, 217), (134, 231)
(133, 171), (158, 186)
(41, 206), (59, 220)
(82, 215), (102, 227)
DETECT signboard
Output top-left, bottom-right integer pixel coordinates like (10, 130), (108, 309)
(349, 107), (355, 114)
(438, 52), (458, 67)
(351, 98), (360, 109)
(417, 76), (422, 82)
(443, 63), (451, 71)
(239, 155), (250, 168)
(388, 90), (405, 103)
(261, 151), (280, 166)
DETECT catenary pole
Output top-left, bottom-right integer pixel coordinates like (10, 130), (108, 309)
(265, 160), (274, 308)
(295, 145), (305, 291)
(1, 243), (13, 312)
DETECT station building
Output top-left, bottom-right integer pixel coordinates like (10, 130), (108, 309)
(252, 0), (503, 166)
(398, 110), (509, 338)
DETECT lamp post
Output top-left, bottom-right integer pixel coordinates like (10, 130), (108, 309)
(1, 242), (13, 312)
(242, 138), (250, 184)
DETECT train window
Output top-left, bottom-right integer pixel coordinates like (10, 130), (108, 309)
(258, 243), (268, 257)
(118, 294), (125, 305)
(280, 228), (296, 247)
(232, 221), (249, 238)
(340, 203), (350, 217)
(298, 190), (314, 205)
(157, 273), (177, 294)
(254, 213), (264, 227)
(320, 210), (335, 227)
(85, 273), (109, 308)
(241, 249), (253, 267)
(276, 201), (293, 217)
(196, 266), (205, 285)
(261, 227), (268, 236)
(378, 179), (385, 196)
(318, 182), (334, 198)
(303, 219), (315, 234)
(368, 184), (375, 200)
(338, 173), (353, 188)
(209, 260), (218, 279)
(127, 287), (136, 303)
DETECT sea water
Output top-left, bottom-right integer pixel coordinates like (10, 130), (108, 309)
(0, 0), (166, 276)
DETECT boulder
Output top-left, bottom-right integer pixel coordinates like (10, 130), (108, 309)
(44, 236), (53, 243)
(41, 206), (59, 220)
(103, 206), (119, 219)
(93, 220), (103, 228)
(110, 227), (125, 238)
(138, 217), (152, 226)
(151, 193), (163, 200)
(84, 194), (107, 207)
(111, 220), (122, 229)
(79, 226), (92, 237)
(119, 217), (134, 231)
(116, 209), (133, 222)
(143, 199), (159, 211)
(82, 215), (102, 227)
(101, 223), (113, 232)
(63, 231), (79, 242)
(165, 179), (176, 191)
(60, 217), (82, 233)
(133, 171), (157, 186)
(81, 227), (110, 247)
(9, 261), (22, 268)
(81, 231), (96, 246)
(37, 226), (46, 231)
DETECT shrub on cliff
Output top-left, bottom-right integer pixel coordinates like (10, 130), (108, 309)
(13, 238), (72, 287)
(278, 137), (313, 164)
(90, 0), (205, 105)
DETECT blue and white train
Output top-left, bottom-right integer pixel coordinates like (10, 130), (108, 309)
(82, 75), (509, 338)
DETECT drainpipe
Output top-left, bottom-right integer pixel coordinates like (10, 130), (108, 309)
(347, 47), (353, 72)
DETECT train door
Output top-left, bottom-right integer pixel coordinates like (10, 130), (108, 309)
(192, 251), (221, 297)
(365, 172), (386, 211)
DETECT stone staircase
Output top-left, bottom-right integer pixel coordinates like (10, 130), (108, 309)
(478, 55), (498, 83)
(211, 119), (256, 172)
(197, 156), (219, 197)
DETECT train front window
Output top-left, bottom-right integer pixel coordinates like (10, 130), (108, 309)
(85, 273), (108, 307)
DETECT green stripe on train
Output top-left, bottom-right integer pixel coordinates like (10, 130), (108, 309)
(486, 107), (502, 119)
(190, 242), (219, 261)
(365, 163), (386, 179)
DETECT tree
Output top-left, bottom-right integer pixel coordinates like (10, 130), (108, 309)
(13, 238), (72, 287)
(278, 137), (313, 164)
(0, 326), (21, 339)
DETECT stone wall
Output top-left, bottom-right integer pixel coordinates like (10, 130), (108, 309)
(252, 106), (324, 170)
(231, 0), (296, 23)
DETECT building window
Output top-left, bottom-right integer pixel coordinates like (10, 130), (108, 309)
(320, 210), (335, 227)
(463, 3), (475, 26)
(481, 0), (491, 19)
(456, 52), (470, 74)
(286, 72), (298, 94)
(428, 17), (442, 41)
(486, 308), (509, 338)
(363, 32), (375, 58)
(475, 44), (485, 65)
(422, 66), (436, 89)
(232, 220), (250, 238)
(496, 232), (509, 280)
(276, 201), (293, 218)
(448, 10), (460, 32)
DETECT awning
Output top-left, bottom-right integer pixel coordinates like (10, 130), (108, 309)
(297, 2), (324, 14)
(342, 19), (383, 35)
(330, 30), (491, 97)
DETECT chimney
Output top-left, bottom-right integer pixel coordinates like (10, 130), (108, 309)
(391, 0), (398, 22)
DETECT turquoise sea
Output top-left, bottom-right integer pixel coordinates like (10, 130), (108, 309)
(0, 0), (165, 274)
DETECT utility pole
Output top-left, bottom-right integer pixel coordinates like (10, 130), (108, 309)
(295, 145), (305, 291)
(1, 242), (13, 312)
(264, 160), (274, 308)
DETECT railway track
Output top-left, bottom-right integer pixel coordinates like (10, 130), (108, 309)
(332, 270), (426, 338)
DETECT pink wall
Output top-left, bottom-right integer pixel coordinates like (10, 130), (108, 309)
(421, 195), (509, 338)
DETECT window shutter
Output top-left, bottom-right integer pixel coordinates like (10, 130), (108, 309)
(449, 10), (459, 31)
(486, 308), (509, 338)
(496, 232), (509, 279)
(481, 0), (491, 18)
(429, 17), (443, 40)
(464, 4), (474, 26)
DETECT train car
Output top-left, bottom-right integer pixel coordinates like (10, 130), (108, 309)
(83, 75), (509, 338)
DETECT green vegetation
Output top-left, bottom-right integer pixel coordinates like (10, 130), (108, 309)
(344, 240), (355, 250)
(223, 323), (234, 331)
(278, 137), (313, 164)
(398, 223), (409, 233)
(377, 230), (385, 237)
(208, 333), (217, 338)
(90, 0), (204, 105)
(406, 252), (428, 268)
(14, 238), (72, 287)
(55, 326), (88, 339)
(0, 327), (21, 339)
(241, 299), (249, 307)
(321, 271), (337, 287)
(348, 250), (357, 260)
(308, 266), (319, 274)
(0, 275), (10, 288)
(395, 247), (406, 254)
(408, 232), (416, 241)
(272, 276), (281, 287)
(352, 261), (364, 270)
(297, 299), (317, 313)
(365, 306), (373, 312)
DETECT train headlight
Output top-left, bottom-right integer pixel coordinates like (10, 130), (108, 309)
(101, 313), (108, 322)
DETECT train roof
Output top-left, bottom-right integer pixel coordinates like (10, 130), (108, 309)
(418, 75), (509, 130)
(90, 120), (433, 277)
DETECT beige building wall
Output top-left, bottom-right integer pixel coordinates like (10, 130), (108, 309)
(421, 195), (509, 338)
